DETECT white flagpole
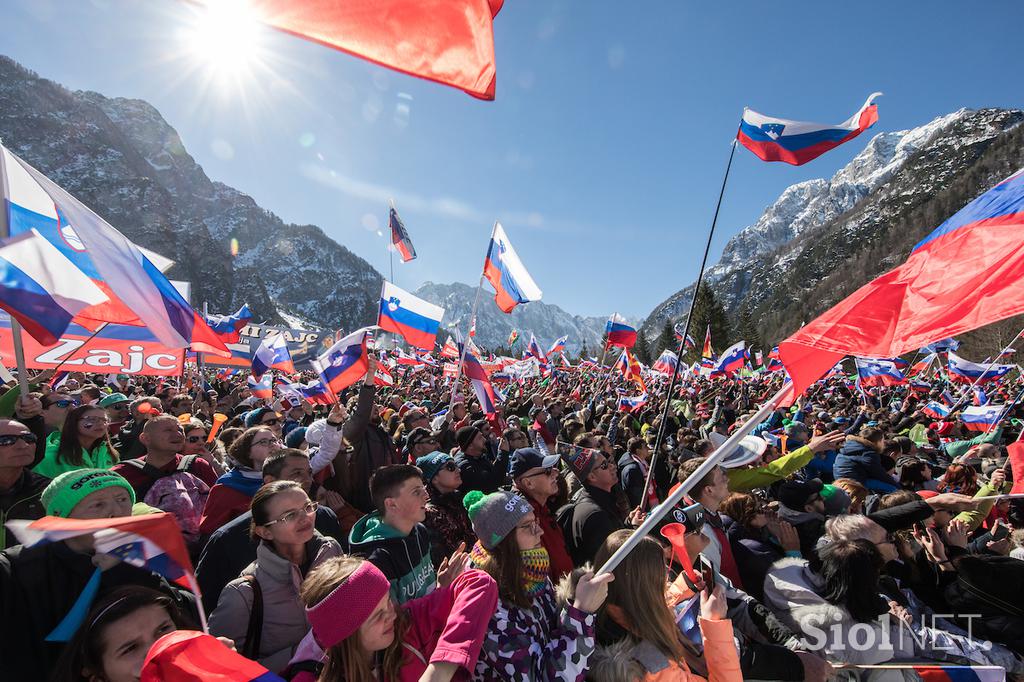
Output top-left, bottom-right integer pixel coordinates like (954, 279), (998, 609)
(0, 148), (30, 394)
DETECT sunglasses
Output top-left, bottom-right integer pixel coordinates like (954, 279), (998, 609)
(0, 433), (38, 446)
(523, 466), (556, 479)
(441, 461), (459, 472)
(186, 435), (207, 444)
(46, 399), (79, 409)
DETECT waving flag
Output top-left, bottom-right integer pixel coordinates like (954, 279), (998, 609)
(0, 143), (229, 357)
(921, 338), (961, 354)
(296, 378), (334, 406)
(961, 405), (1005, 432)
(909, 352), (936, 376)
(605, 313), (637, 349)
(251, 333), (295, 379)
(507, 328), (519, 347)
(912, 665), (1004, 682)
(701, 326), (715, 359)
(374, 363), (395, 387)
(247, 373), (273, 399)
(461, 345), (500, 414)
(716, 341), (747, 377)
(527, 333), (548, 363)
(312, 327), (372, 395)
(618, 393), (648, 412)
(441, 335), (461, 359)
(777, 168), (1024, 402)
(389, 207), (416, 262)
(922, 401), (951, 419)
(235, 0), (502, 100)
(204, 304), (252, 344)
(947, 351), (1014, 384)
(547, 335), (568, 357)
(393, 347), (425, 366)
(483, 222), (542, 313)
(377, 281), (444, 349)
(652, 349), (679, 375)
(673, 322), (696, 350)
(0, 230), (108, 344)
(615, 348), (647, 392)
(738, 93), (881, 166)
(972, 386), (990, 406)
(855, 358), (907, 387)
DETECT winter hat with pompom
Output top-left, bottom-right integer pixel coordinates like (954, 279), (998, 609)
(462, 490), (533, 550)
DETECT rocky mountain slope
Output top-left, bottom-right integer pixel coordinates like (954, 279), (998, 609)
(644, 108), (1024, 346)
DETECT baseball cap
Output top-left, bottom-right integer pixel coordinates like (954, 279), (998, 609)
(99, 392), (130, 408)
(509, 447), (560, 480)
(779, 479), (825, 511)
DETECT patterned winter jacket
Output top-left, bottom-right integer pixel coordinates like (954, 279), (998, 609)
(423, 483), (476, 567)
(473, 581), (595, 682)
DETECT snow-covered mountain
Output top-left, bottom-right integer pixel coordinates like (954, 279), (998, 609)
(414, 281), (613, 355)
(643, 107), (1024, 344)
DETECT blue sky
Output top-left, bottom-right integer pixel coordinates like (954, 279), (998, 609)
(5, 1), (1024, 319)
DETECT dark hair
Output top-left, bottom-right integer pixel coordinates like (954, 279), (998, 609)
(818, 539), (888, 623)
(892, 436), (915, 455)
(49, 586), (192, 682)
(472, 530), (530, 608)
(217, 426), (244, 449)
(719, 492), (763, 530)
(627, 437), (648, 455)
(693, 439), (714, 456)
(899, 460), (930, 490)
(369, 464), (423, 513)
(168, 394), (192, 410)
(676, 457), (719, 497)
(249, 480), (305, 540)
(57, 405), (118, 467)
(859, 426), (884, 443)
(262, 448), (310, 479)
(228, 425), (277, 469)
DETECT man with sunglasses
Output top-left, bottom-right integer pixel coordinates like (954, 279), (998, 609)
(112, 414), (218, 499)
(41, 392), (79, 436)
(0, 418), (48, 549)
(404, 426), (439, 462)
(510, 447), (574, 580)
(99, 392), (132, 434)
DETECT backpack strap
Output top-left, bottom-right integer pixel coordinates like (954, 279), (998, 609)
(177, 454), (199, 473)
(241, 575), (264, 661)
(122, 458), (174, 482)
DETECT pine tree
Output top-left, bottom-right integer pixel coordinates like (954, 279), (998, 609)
(657, 320), (676, 356)
(578, 340), (590, 361)
(634, 329), (652, 364)
(687, 283), (732, 361)
(737, 306), (762, 356)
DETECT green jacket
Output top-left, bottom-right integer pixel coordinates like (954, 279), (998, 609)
(943, 426), (1003, 460)
(953, 478), (1009, 532)
(347, 512), (435, 605)
(727, 445), (815, 493)
(32, 431), (116, 479)
(0, 382), (42, 419)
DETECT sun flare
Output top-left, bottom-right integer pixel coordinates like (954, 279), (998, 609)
(183, 0), (264, 81)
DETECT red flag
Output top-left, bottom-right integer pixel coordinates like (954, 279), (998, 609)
(779, 168), (1024, 402)
(244, 0), (502, 99)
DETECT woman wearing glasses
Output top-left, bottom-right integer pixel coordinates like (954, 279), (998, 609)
(199, 426), (283, 536)
(464, 489), (612, 681)
(33, 404), (118, 479)
(209, 480), (342, 673)
(417, 451), (475, 567)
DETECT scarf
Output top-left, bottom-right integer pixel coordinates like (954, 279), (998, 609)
(470, 541), (550, 597)
(216, 466), (264, 496)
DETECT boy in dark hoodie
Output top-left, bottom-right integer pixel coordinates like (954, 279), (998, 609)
(348, 464), (436, 604)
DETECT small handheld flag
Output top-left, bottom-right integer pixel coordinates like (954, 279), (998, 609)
(251, 333), (295, 379)
(605, 313), (637, 349)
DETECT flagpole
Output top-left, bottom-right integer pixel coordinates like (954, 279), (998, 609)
(639, 136), (739, 512)
(0, 147), (30, 395)
(948, 326), (1024, 412)
(449, 222), (496, 408)
(598, 384), (786, 575)
(47, 323), (109, 377)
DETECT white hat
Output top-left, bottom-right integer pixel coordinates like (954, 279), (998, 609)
(708, 432), (768, 469)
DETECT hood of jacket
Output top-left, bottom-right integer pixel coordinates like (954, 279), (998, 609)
(840, 436), (882, 456)
(216, 466), (264, 496)
(349, 511), (404, 544)
(347, 513), (435, 603)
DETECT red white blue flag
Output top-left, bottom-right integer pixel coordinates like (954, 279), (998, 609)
(922, 401), (951, 419)
(652, 349), (679, 375)
(312, 327), (372, 395)
(377, 281), (444, 349)
(389, 207), (416, 262)
(960, 405), (1004, 432)
(912, 665), (1004, 682)
(483, 222), (542, 313)
(737, 93), (881, 166)
(251, 333), (296, 379)
(547, 335), (568, 357)
(947, 351), (1014, 384)
(715, 341), (747, 377)
(247, 373), (274, 399)
(605, 313), (637, 349)
(854, 358), (907, 387)
(204, 304), (252, 344)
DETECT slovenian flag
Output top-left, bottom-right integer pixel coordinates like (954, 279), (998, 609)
(547, 335), (568, 357)
(312, 327), (372, 395)
(605, 313), (637, 349)
(389, 207), (416, 262)
(855, 358), (908, 387)
(251, 333), (295, 379)
(204, 304), (252, 344)
(737, 93), (881, 166)
(922, 401), (951, 419)
(527, 333), (548, 363)
(377, 281), (444, 349)
(947, 351), (1014, 384)
(461, 345), (500, 414)
(909, 352), (937, 376)
(247, 373), (274, 399)
(618, 392), (648, 412)
(483, 222), (542, 313)
(973, 386), (990, 406)
(0, 143), (229, 357)
(715, 341), (747, 377)
(912, 665), (1004, 682)
(961, 405), (1004, 432)
(920, 338), (960, 354)
(652, 349), (679, 375)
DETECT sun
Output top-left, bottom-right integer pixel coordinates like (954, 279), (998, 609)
(182, 0), (265, 82)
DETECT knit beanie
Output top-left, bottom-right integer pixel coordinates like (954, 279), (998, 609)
(820, 484), (851, 516)
(456, 425), (480, 451)
(416, 451), (455, 483)
(42, 469), (136, 518)
(284, 427), (307, 449)
(463, 490), (532, 550)
(244, 407), (276, 428)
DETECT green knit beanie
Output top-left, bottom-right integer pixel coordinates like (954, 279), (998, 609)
(463, 490), (532, 550)
(42, 469), (136, 518)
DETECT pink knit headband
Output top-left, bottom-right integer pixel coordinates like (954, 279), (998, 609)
(306, 561), (391, 649)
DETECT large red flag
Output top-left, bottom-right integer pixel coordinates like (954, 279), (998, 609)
(242, 0), (502, 99)
(779, 168), (1024, 401)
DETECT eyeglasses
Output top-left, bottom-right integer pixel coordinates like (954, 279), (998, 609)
(441, 461), (459, 472)
(595, 460), (613, 471)
(46, 399), (79, 409)
(0, 433), (38, 446)
(80, 417), (109, 427)
(260, 418), (281, 427)
(263, 501), (318, 527)
(186, 435), (207, 444)
(523, 467), (557, 479)
(252, 437), (282, 448)
(516, 519), (542, 534)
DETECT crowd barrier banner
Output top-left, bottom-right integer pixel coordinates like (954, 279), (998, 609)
(0, 313), (184, 376)
(197, 323), (328, 371)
